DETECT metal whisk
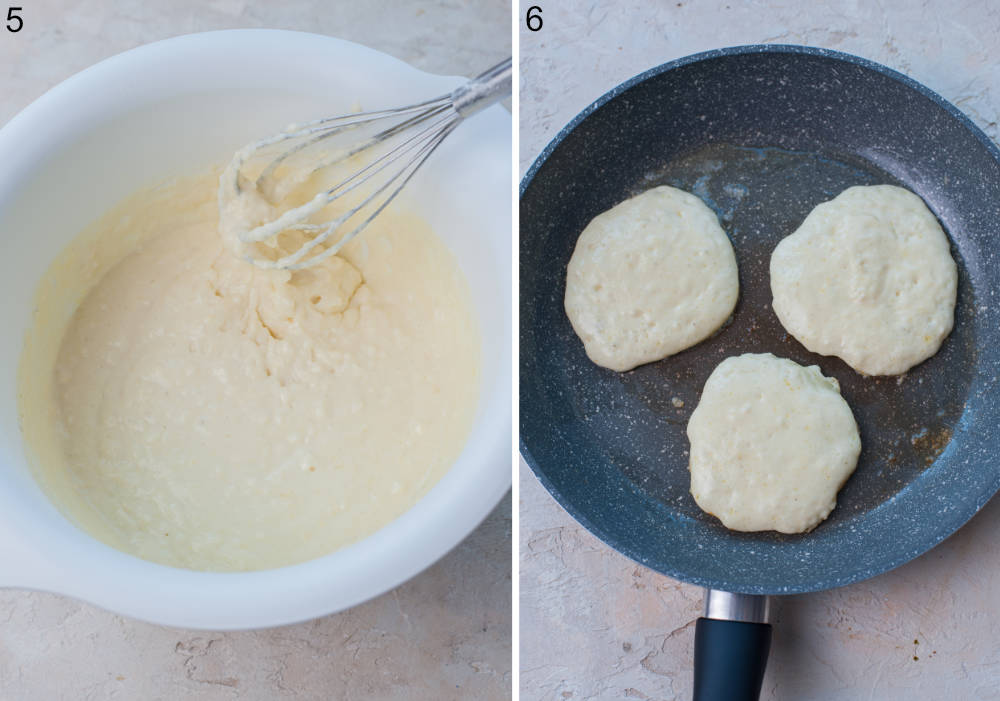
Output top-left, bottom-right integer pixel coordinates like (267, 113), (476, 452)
(220, 58), (512, 270)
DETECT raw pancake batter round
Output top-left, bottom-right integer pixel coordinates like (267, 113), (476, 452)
(18, 171), (480, 572)
(770, 184), (957, 376)
(687, 353), (861, 534)
(564, 185), (739, 372)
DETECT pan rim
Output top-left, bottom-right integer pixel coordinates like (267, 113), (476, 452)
(520, 43), (1000, 197)
(519, 43), (1000, 595)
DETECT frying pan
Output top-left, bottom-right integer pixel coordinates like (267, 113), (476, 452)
(519, 45), (1000, 700)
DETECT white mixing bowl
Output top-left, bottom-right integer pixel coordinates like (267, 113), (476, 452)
(0, 30), (511, 629)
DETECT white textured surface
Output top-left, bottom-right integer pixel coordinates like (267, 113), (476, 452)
(520, 1), (1000, 699)
(0, 1), (511, 699)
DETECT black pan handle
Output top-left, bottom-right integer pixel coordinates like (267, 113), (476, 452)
(692, 590), (772, 701)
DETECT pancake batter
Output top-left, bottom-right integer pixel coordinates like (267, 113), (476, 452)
(687, 353), (861, 534)
(19, 170), (480, 571)
(770, 184), (957, 376)
(564, 186), (739, 372)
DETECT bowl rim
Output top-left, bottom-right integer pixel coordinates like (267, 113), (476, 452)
(0, 28), (511, 629)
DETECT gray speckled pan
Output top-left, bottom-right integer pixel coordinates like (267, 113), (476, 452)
(519, 45), (1000, 594)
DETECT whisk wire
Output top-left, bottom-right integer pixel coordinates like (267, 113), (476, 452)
(222, 57), (511, 270)
(254, 96), (454, 199)
(239, 106), (455, 245)
(282, 122), (460, 270)
(260, 112), (460, 270)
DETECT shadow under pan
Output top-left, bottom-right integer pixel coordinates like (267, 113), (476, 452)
(519, 45), (1000, 594)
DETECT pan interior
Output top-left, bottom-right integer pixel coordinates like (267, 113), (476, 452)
(618, 142), (972, 521)
(520, 48), (1000, 594)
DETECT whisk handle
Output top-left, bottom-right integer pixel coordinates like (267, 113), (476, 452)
(451, 57), (512, 118)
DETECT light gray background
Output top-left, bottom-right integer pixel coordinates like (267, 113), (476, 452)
(0, 2), (511, 700)
(520, 2), (1000, 700)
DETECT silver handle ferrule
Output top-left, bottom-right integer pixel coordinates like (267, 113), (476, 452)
(703, 589), (771, 624)
(451, 57), (512, 118)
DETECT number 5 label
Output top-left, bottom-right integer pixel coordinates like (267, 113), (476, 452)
(7, 6), (23, 32)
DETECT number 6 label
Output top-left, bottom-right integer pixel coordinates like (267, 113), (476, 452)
(526, 6), (542, 32)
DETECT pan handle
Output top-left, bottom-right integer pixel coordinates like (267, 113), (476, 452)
(692, 589), (772, 701)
